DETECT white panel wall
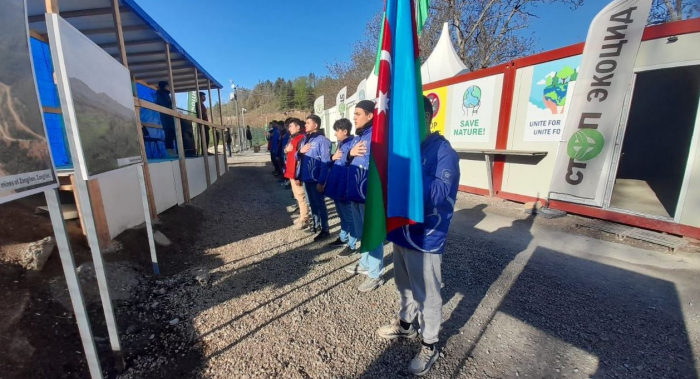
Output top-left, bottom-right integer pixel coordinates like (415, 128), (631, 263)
(444, 74), (504, 190)
(99, 166), (145, 240)
(186, 157), (207, 198)
(149, 161), (179, 214)
(208, 155), (217, 184)
(501, 66), (562, 198)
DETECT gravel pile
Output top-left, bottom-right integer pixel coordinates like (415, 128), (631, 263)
(111, 152), (700, 379)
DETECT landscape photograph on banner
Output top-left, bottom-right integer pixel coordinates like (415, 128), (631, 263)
(0, 0), (56, 203)
(49, 16), (141, 178)
(525, 55), (582, 142)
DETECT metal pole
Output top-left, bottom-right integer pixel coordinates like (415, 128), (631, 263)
(45, 189), (104, 379)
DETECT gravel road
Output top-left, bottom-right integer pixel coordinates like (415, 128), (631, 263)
(113, 152), (700, 379)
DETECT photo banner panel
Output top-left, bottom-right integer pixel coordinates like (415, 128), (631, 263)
(0, 0), (57, 204)
(46, 15), (142, 179)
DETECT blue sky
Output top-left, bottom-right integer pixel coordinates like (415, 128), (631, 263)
(135, 0), (611, 102)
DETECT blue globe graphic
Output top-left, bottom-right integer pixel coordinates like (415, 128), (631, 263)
(463, 85), (482, 115)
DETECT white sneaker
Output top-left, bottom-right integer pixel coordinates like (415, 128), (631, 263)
(344, 263), (369, 275)
(376, 319), (418, 340)
(409, 345), (439, 376)
(358, 276), (384, 292)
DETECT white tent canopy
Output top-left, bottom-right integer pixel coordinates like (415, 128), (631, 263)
(420, 23), (467, 84)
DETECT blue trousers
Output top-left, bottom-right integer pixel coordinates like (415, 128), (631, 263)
(350, 202), (384, 279)
(334, 199), (357, 249)
(304, 181), (329, 232)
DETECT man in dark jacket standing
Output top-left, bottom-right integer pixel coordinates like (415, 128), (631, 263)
(155, 81), (176, 158)
(376, 96), (460, 376)
(246, 125), (253, 150)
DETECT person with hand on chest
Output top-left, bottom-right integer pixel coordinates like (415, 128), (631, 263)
(343, 100), (386, 293)
(298, 114), (332, 241)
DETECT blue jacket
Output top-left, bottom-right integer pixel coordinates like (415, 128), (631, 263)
(270, 128), (280, 154)
(345, 123), (373, 203)
(298, 131), (331, 183)
(387, 133), (460, 254)
(278, 132), (290, 158)
(324, 137), (353, 200)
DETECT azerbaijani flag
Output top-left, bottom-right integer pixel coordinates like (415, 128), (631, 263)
(362, 0), (429, 253)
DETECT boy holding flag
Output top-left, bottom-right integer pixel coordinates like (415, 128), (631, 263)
(376, 97), (459, 376)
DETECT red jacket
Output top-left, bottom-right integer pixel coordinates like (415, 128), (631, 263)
(284, 134), (305, 180)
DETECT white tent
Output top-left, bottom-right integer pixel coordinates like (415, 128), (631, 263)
(420, 23), (467, 84)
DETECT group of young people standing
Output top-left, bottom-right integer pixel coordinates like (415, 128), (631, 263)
(269, 97), (461, 375)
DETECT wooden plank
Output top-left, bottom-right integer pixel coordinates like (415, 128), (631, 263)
(166, 43), (190, 204)
(208, 80), (220, 178)
(29, 30), (49, 43)
(133, 104), (158, 219)
(86, 179), (111, 250)
(111, 0), (128, 67)
(218, 89), (228, 173)
(195, 69), (211, 187)
(43, 106), (62, 114)
(45, 0), (59, 14)
(134, 79), (157, 90)
(134, 98), (218, 127)
(69, 174), (87, 236)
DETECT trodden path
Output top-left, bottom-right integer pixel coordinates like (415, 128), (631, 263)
(115, 151), (700, 379)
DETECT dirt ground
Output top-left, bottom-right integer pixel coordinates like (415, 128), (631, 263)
(1, 152), (699, 378)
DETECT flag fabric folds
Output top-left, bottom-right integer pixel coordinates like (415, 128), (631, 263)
(362, 0), (428, 253)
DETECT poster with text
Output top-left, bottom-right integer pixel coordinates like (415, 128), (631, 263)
(423, 87), (448, 135)
(447, 75), (499, 143)
(524, 55), (582, 142)
(47, 15), (142, 179)
(0, 0), (57, 204)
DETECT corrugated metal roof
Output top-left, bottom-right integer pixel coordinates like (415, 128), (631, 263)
(27, 0), (222, 93)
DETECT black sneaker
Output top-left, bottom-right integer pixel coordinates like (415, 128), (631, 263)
(306, 225), (317, 234)
(328, 238), (345, 248)
(313, 231), (331, 241)
(337, 246), (357, 257)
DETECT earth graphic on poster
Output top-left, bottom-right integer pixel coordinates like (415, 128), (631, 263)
(529, 56), (582, 115)
(359, 89), (366, 100)
(541, 66), (578, 114)
(462, 85), (481, 115)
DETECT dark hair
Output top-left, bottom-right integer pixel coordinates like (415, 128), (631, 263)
(333, 118), (353, 134)
(158, 81), (169, 91)
(199, 91), (206, 96)
(290, 118), (305, 131)
(423, 96), (434, 120)
(284, 117), (294, 127)
(306, 114), (322, 127)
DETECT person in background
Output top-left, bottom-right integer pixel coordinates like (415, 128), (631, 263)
(298, 114), (332, 241)
(376, 96), (460, 376)
(325, 118), (357, 257)
(225, 128), (233, 157)
(195, 91), (210, 155)
(277, 120), (291, 185)
(284, 118), (310, 229)
(344, 100), (385, 293)
(154, 81), (176, 158)
(246, 125), (253, 150)
(269, 121), (281, 175)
